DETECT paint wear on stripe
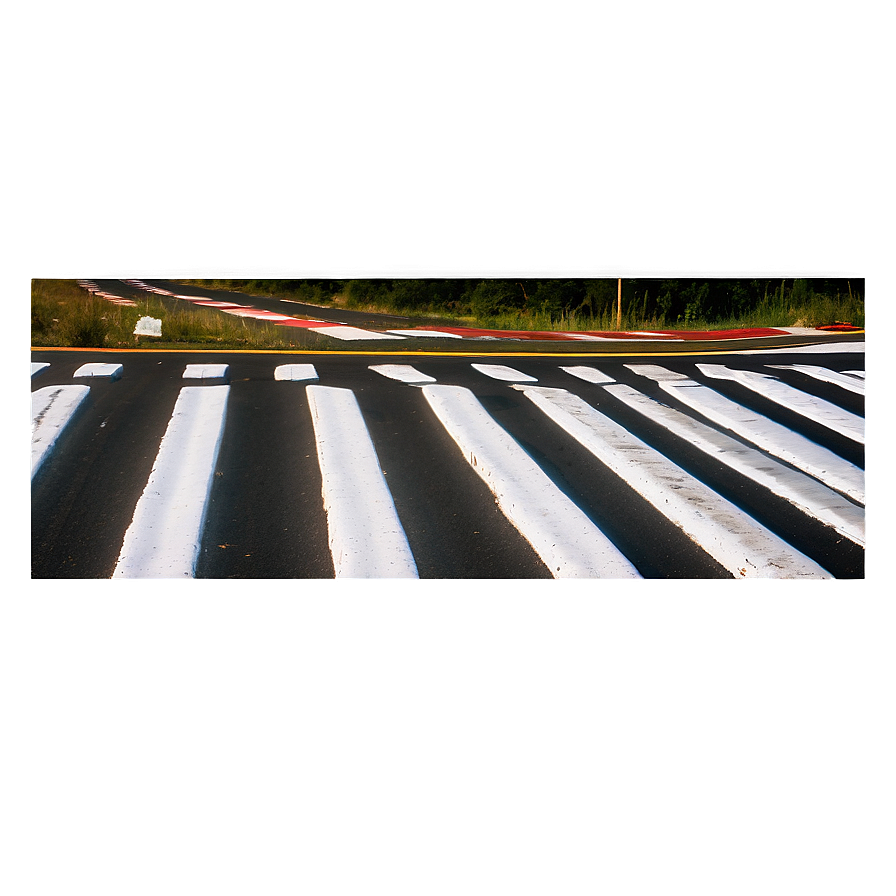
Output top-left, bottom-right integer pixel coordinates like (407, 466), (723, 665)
(766, 364), (866, 395)
(517, 386), (832, 579)
(31, 385), (90, 479)
(306, 385), (417, 578)
(627, 365), (865, 505)
(421, 384), (641, 579)
(697, 364), (865, 444)
(600, 382), (864, 546)
(113, 386), (230, 578)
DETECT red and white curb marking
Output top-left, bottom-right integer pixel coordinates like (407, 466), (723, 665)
(80, 281), (864, 344)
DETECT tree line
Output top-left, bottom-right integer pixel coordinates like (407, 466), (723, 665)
(191, 278), (863, 326)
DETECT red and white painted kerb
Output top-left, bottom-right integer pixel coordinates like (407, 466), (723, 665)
(85, 281), (864, 344)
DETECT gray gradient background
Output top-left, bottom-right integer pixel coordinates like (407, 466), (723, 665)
(13, 4), (889, 893)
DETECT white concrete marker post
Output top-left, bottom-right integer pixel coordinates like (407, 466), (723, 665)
(421, 384), (641, 579)
(31, 385), (90, 479)
(518, 386), (832, 579)
(134, 317), (162, 338)
(113, 386), (230, 578)
(307, 385), (418, 578)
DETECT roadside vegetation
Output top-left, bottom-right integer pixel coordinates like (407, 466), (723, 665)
(31, 279), (302, 350)
(33, 278), (864, 350)
(185, 277), (864, 331)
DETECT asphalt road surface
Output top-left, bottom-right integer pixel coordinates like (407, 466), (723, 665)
(31, 340), (865, 579)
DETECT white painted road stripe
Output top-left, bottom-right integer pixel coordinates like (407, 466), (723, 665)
(626, 365), (865, 505)
(221, 308), (294, 321)
(31, 362), (49, 378)
(385, 330), (463, 338)
(113, 386), (230, 578)
(306, 385), (418, 578)
(73, 363), (123, 379)
(309, 326), (406, 341)
(274, 364), (319, 382)
(844, 370), (865, 378)
(696, 364), (865, 444)
(183, 364), (230, 380)
(560, 366), (616, 384)
(369, 364), (437, 384)
(470, 364), (538, 383)
(517, 386), (832, 579)
(421, 384), (641, 579)
(31, 385), (90, 479)
(600, 382), (865, 546)
(739, 341), (864, 354)
(766, 364), (866, 395)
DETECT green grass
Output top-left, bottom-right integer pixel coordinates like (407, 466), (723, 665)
(32, 279), (865, 352)
(31, 280), (305, 350)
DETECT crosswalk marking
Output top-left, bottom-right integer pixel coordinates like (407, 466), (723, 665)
(32, 355), (864, 579)
(73, 363), (123, 379)
(599, 382), (864, 546)
(31, 385), (90, 479)
(308, 326), (406, 341)
(516, 386), (832, 579)
(627, 365), (865, 505)
(471, 364), (538, 383)
(113, 386), (230, 578)
(740, 340), (865, 355)
(421, 384), (641, 578)
(696, 363), (865, 444)
(386, 330), (463, 338)
(274, 364), (319, 382)
(306, 385), (418, 578)
(183, 364), (230, 380)
(369, 364), (436, 384)
(766, 364), (866, 395)
(560, 366), (615, 384)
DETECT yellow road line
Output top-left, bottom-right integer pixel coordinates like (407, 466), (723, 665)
(31, 335), (864, 360)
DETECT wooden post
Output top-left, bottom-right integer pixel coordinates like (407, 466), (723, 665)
(617, 278), (622, 330)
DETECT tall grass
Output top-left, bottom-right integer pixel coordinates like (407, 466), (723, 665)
(31, 280), (301, 350)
